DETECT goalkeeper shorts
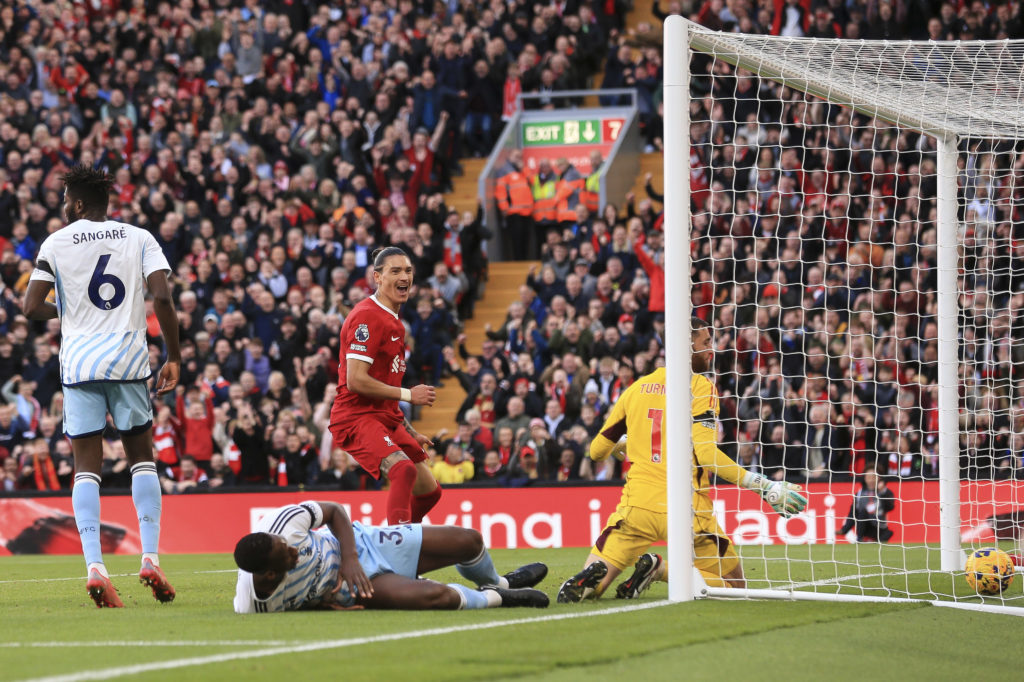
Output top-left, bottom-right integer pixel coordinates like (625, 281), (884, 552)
(591, 505), (739, 577)
(693, 514), (740, 579)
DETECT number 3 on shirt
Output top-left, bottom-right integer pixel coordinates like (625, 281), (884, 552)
(647, 408), (663, 463)
(88, 255), (126, 311)
(378, 530), (404, 545)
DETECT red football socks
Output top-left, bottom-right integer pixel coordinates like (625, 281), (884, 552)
(385, 459), (417, 524)
(411, 484), (442, 522)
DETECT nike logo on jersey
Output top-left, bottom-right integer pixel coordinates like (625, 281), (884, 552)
(391, 336), (401, 341)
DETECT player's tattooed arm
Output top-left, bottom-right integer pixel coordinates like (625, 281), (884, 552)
(404, 417), (433, 450)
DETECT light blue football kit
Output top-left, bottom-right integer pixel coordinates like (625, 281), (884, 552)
(234, 502), (506, 613)
(29, 218), (170, 572)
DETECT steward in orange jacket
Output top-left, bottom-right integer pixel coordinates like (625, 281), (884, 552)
(495, 150), (535, 260)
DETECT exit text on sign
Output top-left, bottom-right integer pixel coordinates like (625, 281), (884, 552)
(522, 119), (625, 146)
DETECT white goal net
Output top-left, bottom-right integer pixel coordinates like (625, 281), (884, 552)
(663, 16), (1024, 614)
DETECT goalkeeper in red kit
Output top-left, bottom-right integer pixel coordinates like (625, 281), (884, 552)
(328, 247), (441, 524)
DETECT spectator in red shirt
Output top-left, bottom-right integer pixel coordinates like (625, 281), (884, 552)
(153, 405), (182, 468)
(633, 231), (665, 314)
(160, 455), (209, 495)
(175, 387), (215, 471)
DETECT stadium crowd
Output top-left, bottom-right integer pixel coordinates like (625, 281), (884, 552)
(2, 0), (1024, 494)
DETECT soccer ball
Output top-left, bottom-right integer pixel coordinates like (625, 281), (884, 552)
(964, 548), (1015, 596)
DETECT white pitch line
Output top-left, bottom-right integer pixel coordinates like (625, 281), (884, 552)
(0, 569), (237, 585)
(783, 569), (934, 590)
(18, 600), (675, 682)
(0, 641), (298, 648)
(0, 575), (129, 585)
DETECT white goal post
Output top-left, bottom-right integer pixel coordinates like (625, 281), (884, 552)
(664, 15), (1024, 613)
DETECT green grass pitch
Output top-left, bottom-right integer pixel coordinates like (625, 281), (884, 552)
(1, 545), (1023, 682)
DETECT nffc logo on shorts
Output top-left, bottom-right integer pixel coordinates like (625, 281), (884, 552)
(391, 355), (406, 374)
(384, 435), (395, 447)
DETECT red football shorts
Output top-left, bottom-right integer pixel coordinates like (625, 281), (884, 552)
(329, 419), (426, 478)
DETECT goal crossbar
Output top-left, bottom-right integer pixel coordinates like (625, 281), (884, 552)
(682, 18), (1024, 141)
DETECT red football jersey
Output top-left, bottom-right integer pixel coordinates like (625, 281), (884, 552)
(330, 295), (408, 429)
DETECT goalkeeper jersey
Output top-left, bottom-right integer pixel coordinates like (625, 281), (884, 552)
(591, 368), (741, 519)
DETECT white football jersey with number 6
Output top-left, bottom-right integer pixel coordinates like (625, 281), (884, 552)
(29, 219), (170, 386)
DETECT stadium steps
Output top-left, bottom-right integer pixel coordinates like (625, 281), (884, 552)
(444, 158), (489, 216)
(627, 153), (664, 207)
(410, 159), (498, 439)
(412, 260), (536, 440)
(416, 152), (663, 438)
(416, 65), (664, 437)
(584, 0), (663, 105)
(627, 0), (660, 30)
(583, 64), (604, 107)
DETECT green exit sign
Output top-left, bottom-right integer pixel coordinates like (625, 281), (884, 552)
(522, 120), (603, 146)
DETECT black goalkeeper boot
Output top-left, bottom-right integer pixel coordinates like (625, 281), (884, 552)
(502, 562), (548, 589)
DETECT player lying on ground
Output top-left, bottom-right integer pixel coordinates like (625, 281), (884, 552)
(558, 319), (808, 602)
(234, 501), (549, 612)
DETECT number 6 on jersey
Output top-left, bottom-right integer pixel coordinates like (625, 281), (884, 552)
(88, 255), (126, 311)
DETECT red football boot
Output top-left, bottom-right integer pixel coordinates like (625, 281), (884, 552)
(139, 558), (176, 603)
(87, 569), (124, 608)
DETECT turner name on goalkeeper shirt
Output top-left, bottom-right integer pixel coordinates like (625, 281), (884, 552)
(596, 368), (737, 516)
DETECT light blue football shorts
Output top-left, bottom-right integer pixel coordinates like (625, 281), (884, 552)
(63, 381), (153, 439)
(315, 522), (424, 608)
(351, 521), (424, 580)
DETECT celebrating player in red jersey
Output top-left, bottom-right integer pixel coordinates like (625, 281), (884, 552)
(329, 247), (441, 524)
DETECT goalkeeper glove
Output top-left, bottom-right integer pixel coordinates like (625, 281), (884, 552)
(741, 472), (808, 518)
